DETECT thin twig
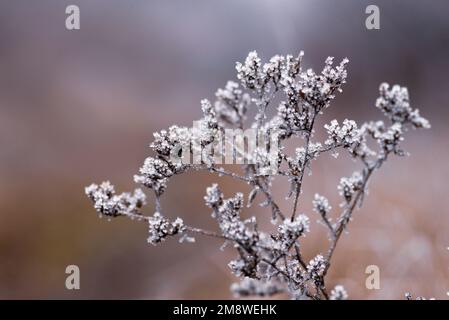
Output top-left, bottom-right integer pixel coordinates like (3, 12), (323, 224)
(291, 114), (317, 221)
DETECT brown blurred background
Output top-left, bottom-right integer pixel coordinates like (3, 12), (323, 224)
(0, 0), (448, 299)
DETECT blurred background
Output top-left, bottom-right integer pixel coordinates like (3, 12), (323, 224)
(0, 0), (448, 299)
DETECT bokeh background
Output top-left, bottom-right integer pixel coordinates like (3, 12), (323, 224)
(0, 0), (448, 299)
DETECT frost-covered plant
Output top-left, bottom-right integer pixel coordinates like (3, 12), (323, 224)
(85, 51), (430, 300)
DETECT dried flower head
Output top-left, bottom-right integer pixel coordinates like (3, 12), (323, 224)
(85, 50), (430, 300)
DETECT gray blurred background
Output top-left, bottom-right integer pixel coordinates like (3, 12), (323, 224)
(0, 0), (448, 299)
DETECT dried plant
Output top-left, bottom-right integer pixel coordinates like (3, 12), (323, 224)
(85, 51), (430, 299)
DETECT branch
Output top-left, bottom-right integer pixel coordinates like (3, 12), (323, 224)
(324, 154), (388, 275)
(291, 113), (317, 221)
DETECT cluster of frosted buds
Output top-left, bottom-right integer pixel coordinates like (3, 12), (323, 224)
(363, 121), (405, 155)
(214, 81), (250, 126)
(377, 123), (404, 153)
(248, 147), (282, 176)
(147, 212), (188, 245)
(299, 57), (349, 110)
(347, 126), (376, 159)
(134, 157), (174, 196)
(330, 285), (348, 300)
(85, 181), (146, 217)
(286, 259), (306, 286)
(338, 171), (364, 203)
(236, 51), (263, 90)
(204, 183), (223, 208)
(286, 142), (324, 186)
(205, 184), (257, 247)
(294, 142), (323, 165)
(205, 184), (262, 277)
(376, 83), (430, 128)
(228, 256), (257, 278)
(150, 125), (192, 160)
(230, 277), (283, 297)
(236, 51), (303, 93)
(236, 51), (306, 125)
(324, 119), (360, 147)
(135, 97), (224, 197)
(276, 216), (310, 250)
(263, 55), (287, 85)
(264, 53), (302, 89)
(190, 99), (221, 154)
(307, 254), (326, 282)
(277, 101), (308, 135)
(313, 194), (331, 216)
